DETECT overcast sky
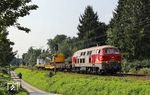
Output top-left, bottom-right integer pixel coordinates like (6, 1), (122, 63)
(8, 0), (118, 57)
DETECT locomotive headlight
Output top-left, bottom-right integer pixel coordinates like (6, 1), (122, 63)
(99, 56), (104, 61)
(106, 61), (108, 63)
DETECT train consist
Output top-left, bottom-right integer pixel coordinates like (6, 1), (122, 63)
(36, 45), (122, 74)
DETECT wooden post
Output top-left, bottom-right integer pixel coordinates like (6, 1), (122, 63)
(54, 56), (56, 74)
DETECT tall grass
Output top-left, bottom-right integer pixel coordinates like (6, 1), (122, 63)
(15, 68), (150, 95)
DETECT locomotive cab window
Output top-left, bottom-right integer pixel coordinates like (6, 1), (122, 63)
(104, 48), (119, 54)
(113, 48), (119, 54)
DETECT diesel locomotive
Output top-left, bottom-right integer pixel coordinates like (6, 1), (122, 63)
(36, 45), (122, 74)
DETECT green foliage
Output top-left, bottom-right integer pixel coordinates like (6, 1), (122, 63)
(16, 88), (28, 95)
(47, 5), (108, 61)
(0, 0), (38, 33)
(0, 71), (10, 95)
(0, 28), (14, 66)
(107, 0), (150, 60)
(10, 66), (18, 71)
(121, 59), (150, 73)
(47, 35), (66, 55)
(1, 68), (8, 75)
(16, 92), (27, 95)
(47, 35), (78, 59)
(0, 0), (38, 66)
(0, 67), (28, 95)
(0, 88), (7, 95)
(15, 68), (150, 95)
(48, 71), (54, 77)
(22, 47), (42, 66)
(77, 5), (107, 47)
(128, 68), (137, 74)
(138, 68), (150, 75)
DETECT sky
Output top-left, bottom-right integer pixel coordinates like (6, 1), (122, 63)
(8, 0), (118, 57)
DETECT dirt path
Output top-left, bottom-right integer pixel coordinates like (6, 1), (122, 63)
(10, 71), (58, 95)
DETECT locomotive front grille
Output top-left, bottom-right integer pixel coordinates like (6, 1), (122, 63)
(102, 62), (121, 72)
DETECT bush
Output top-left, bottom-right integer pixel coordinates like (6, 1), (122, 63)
(0, 74), (9, 95)
(128, 68), (137, 74)
(1, 68), (8, 74)
(121, 59), (150, 73)
(48, 71), (54, 77)
(138, 68), (150, 75)
(16, 88), (28, 95)
(0, 88), (7, 95)
(10, 66), (18, 71)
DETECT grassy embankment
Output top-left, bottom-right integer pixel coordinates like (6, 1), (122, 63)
(15, 68), (150, 95)
(0, 68), (27, 95)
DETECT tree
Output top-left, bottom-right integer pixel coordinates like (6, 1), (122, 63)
(107, 0), (150, 60)
(0, 0), (38, 66)
(77, 5), (107, 47)
(107, 0), (129, 58)
(0, 0), (38, 33)
(47, 35), (77, 60)
(136, 0), (150, 59)
(0, 27), (14, 66)
(22, 47), (41, 66)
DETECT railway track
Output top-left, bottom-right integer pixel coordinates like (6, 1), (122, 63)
(114, 73), (150, 80)
(53, 70), (150, 80)
(35, 66), (150, 80)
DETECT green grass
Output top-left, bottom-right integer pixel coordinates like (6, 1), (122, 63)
(15, 68), (150, 95)
(16, 89), (28, 95)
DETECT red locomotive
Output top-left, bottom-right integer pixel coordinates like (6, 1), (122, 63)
(72, 45), (121, 73)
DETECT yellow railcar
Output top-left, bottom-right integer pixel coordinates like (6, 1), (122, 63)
(35, 64), (45, 69)
(51, 53), (65, 63)
(44, 64), (55, 69)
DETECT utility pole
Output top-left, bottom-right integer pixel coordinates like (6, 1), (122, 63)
(54, 55), (56, 74)
(17, 55), (19, 67)
(54, 44), (58, 74)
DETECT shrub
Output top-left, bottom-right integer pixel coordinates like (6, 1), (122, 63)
(1, 68), (8, 74)
(48, 71), (54, 77)
(0, 88), (7, 95)
(138, 68), (150, 75)
(121, 59), (150, 73)
(128, 68), (137, 74)
(10, 66), (18, 71)
(16, 88), (28, 95)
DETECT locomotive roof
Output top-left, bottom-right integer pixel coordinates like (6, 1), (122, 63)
(80, 45), (115, 51)
(73, 45), (117, 55)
